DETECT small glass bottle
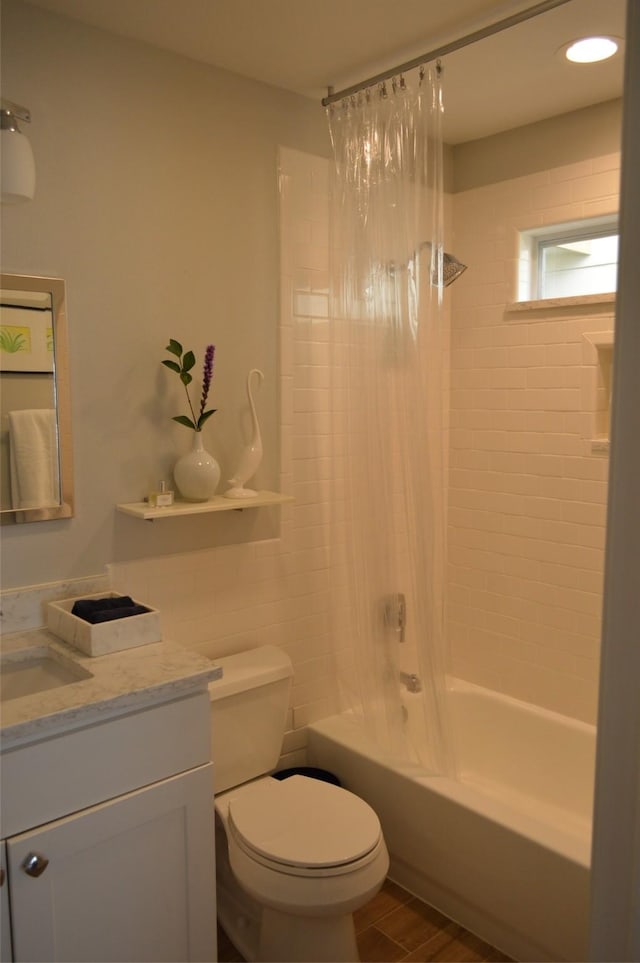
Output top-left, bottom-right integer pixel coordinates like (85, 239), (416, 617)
(149, 480), (174, 507)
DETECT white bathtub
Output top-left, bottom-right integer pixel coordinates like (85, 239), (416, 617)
(306, 678), (595, 962)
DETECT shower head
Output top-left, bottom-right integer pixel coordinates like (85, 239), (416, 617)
(386, 244), (467, 287)
(415, 241), (467, 287)
(440, 252), (467, 287)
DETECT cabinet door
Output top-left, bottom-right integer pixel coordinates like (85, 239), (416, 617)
(1, 842), (12, 962)
(7, 764), (216, 963)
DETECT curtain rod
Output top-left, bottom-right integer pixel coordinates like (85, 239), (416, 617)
(321, 0), (573, 106)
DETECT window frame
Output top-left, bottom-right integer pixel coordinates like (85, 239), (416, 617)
(519, 215), (619, 302)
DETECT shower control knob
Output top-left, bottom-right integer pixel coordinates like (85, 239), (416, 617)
(22, 852), (49, 877)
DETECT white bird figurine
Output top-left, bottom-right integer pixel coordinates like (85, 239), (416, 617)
(224, 368), (264, 498)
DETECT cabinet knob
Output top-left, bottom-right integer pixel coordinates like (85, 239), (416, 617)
(22, 852), (49, 877)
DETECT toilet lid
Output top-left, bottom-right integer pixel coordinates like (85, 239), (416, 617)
(228, 775), (382, 870)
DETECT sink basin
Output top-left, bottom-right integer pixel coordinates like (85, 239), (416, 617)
(0, 646), (92, 702)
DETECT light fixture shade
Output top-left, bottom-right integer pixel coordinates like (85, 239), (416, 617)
(1, 127), (36, 203)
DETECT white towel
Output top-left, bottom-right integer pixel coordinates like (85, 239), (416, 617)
(8, 408), (60, 511)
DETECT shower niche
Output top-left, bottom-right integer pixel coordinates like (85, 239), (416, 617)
(583, 329), (614, 453)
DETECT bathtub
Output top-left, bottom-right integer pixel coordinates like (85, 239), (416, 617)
(306, 678), (595, 962)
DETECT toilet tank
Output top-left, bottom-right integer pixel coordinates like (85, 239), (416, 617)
(208, 645), (293, 793)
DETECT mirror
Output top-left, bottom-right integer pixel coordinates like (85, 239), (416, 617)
(0, 273), (73, 522)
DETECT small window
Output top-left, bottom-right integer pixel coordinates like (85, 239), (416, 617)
(519, 216), (618, 301)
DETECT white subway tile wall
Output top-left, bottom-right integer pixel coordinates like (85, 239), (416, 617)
(448, 155), (619, 723)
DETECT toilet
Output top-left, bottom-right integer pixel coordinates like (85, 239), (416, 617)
(209, 645), (389, 963)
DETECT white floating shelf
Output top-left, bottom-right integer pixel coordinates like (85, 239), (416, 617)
(117, 490), (294, 521)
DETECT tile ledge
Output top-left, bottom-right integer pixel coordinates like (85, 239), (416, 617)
(506, 292), (616, 313)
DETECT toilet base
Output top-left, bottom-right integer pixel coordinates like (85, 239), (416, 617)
(216, 820), (262, 961)
(217, 878), (261, 962)
(218, 888), (361, 963)
(259, 906), (359, 963)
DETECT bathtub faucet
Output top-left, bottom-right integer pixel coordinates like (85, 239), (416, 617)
(399, 671), (422, 693)
(384, 592), (406, 643)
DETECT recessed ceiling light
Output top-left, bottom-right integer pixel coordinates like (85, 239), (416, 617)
(564, 36), (620, 64)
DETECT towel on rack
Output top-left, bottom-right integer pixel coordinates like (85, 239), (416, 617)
(8, 408), (60, 512)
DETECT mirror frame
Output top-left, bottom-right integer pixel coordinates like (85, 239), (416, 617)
(1, 272), (74, 522)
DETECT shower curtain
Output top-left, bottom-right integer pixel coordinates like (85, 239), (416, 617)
(326, 66), (452, 774)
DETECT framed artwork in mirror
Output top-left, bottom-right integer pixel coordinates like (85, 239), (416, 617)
(1, 289), (55, 372)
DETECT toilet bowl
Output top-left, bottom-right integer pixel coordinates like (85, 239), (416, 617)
(208, 646), (389, 962)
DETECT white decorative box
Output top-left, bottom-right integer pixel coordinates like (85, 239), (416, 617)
(46, 592), (162, 657)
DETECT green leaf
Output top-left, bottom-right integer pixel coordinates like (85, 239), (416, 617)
(172, 415), (196, 429)
(180, 372), (193, 386)
(182, 350), (196, 372)
(161, 359), (181, 373)
(166, 339), (182, 357)
(0, 329), (27, 353)
(196, 409), (217, 429)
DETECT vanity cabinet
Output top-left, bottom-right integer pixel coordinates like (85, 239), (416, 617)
(1, 690), (217, 963)
(4, 765), (213, 962)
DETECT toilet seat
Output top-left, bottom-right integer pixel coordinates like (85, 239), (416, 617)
(227, 775), (383, 878)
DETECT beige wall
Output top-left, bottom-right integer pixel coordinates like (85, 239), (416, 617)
(453, 98), (622, 192)
(106, 148), (339, 770)
(0, 0), (330, 588)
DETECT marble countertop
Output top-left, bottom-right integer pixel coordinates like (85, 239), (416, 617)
(0, 628), (222, 749)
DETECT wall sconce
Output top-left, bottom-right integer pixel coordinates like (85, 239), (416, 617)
(1, 100), (36, 204)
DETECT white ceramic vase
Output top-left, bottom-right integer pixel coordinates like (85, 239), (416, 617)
(224, 368), (264, 499)
(173, 432), (220, 501)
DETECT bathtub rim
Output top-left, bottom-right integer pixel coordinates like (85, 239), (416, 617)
(447, 675), (596, 738)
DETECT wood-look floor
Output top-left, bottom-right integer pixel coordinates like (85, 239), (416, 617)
(217, 878), (514, 962)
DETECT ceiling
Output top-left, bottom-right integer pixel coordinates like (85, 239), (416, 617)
(26, 0), (626, 143)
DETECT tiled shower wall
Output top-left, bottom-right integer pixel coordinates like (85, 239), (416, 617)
(448, 155), (619, 724)
(274, 145), (617, 726)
